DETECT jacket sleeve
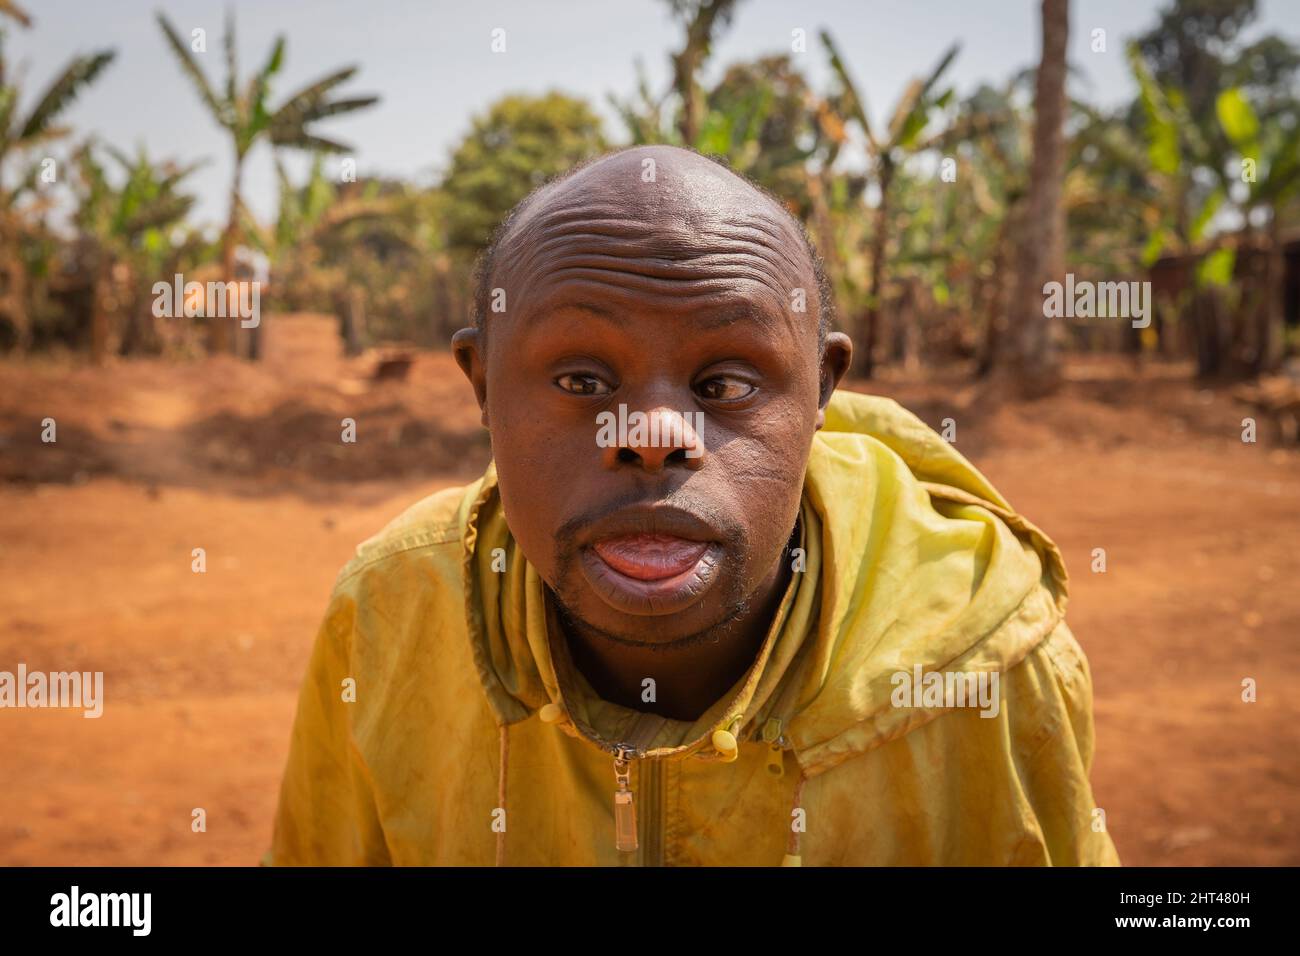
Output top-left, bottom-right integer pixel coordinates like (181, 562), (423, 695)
(1005, 619), (1121, 866)
(263, 584), (392, 865)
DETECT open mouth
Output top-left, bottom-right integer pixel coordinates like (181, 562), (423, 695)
(592, 534), (712, 581)
(575, 508), (726, 616)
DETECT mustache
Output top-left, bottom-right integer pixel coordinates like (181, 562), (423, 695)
(553, 489), (746, 561)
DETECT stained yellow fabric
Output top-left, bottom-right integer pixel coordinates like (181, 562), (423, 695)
(266, 389), (1121, 866)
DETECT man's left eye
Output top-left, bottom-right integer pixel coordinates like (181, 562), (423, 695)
(555, 373), (612, 396)
(695, 377), (756, 401)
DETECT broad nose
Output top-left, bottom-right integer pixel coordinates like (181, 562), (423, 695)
(600, 405), (706, 473)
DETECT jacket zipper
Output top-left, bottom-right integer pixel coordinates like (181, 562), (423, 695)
(612, 747), (637, 852)
(609, 747), (667, 864)
(608, 711), (671, 863)
(643, 756), (665, 866)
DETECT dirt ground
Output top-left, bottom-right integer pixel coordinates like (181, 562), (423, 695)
(1, 314), (1296, 866)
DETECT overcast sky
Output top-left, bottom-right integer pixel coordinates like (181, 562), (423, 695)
(8, 0), (1299, 230)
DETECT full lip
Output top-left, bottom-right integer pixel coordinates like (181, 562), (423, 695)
(576, 505), (726, 616)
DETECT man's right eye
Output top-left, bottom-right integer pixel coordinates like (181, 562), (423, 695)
(555, 373), (612, 396)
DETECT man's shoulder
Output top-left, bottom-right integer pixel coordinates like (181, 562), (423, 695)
(316, 480), (483, 677)
(334, 479), (479, 591)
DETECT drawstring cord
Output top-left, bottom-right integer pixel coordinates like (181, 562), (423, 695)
(496, 723), (509, 866)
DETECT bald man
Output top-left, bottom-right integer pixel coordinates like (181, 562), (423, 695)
(266, 146), (1120, 867)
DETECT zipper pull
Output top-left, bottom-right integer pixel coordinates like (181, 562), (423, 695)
(613, 747), (638, 852)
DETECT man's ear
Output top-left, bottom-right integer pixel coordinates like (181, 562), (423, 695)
(814, 332), (852, 432)
(451, 327), (490, 428)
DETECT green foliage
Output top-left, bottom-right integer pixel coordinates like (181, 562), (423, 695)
(703, 56), (821, 212)
(1136, 0), (1298, 133)
(1129, 43), (1182, 176)
(72, 142), (201, 245)
(440, 92), (606, 252)
(0, 31), (115, 179)
(156, 13), (377, 162)
(1215, 87), (1259, 152)
(1196, 246), (1236, 287)
(65, 142), (206, 353)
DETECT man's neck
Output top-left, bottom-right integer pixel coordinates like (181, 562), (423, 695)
(559, 542), (794, 723)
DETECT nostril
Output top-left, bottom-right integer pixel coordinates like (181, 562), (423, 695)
(616, 448), (640, 465)
(666, 448), (688, 464)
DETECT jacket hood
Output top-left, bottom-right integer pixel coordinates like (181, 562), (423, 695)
(456, 388), (1069, 782)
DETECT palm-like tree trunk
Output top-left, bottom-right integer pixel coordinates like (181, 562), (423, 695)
(1260, 209), (1285, 375)
(671, 0), (734, 145)
(0, 213), (29, 352)
(1005, 0), (1068, 396)
(90, 257), (112, 363)
(861, 159), (895, 380)
(214, 153), (243, 355)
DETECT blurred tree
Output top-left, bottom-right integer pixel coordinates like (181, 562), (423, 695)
(611, 52), (823, 203)
(1136, 0), (1298, 133)
(948, 81), (1034, 375)
(0, 24), (114, 350)
(440, 92), (606, 253)
(1002, 0), (1069, 396)
(821, 29), (960, 378)
(1118, 24), (1298, 377)
(702, 55), (820, 212)
(1215, 85), (1300, 374)
(157, 8), (377, 356)
(667, 0), (741, 145)
(608, 58), (672, 145)
(70, 142), (202, 359)
(244, 156), (411, 354)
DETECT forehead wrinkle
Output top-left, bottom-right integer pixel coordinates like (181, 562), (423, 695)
(497, 174), (812, 277)
(514, 278), (792, 341)
(485, 150), (823, 342)
(501, 214), (812, 306)
(529, 263), (796, 301)
(700, 217), (808, 278)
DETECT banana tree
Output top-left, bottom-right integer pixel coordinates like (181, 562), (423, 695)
(1126, 43), (1227, 267)
(242, 154), (401, 355)
(71, 142), (202, 359)
(666, 0), (741, 145)
(0, 27), (114, 350)
(1215, 86), (1300, 373)
(157, 9), (378, 356)
(820, 29), (960, 377)
(1124, 43), (1272, 376)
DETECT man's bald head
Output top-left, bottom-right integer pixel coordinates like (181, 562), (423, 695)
(471, 145), (834, 352)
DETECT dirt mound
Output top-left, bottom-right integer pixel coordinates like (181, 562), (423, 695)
(183, 397), (489, 482)
(0, 314), (490, 490)
(849, 356), (1275, 461)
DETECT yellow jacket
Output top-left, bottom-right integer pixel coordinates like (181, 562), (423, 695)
(266, 390), (1120, 866)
